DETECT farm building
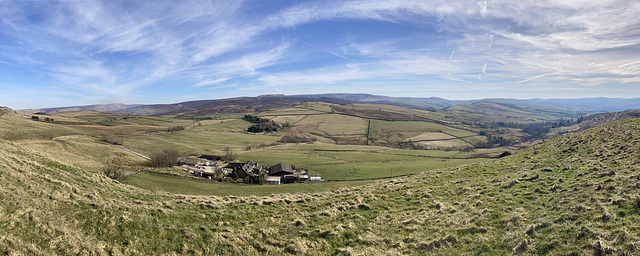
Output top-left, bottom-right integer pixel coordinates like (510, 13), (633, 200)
(178, 157), (199, 166)
(199, 155), (221, 161)
(282, 175), (296, 184)
(226, 161), (263, 179)
(242, 161), (262, 175)
(269, 163), (293, 176)
(266, 176), (281, 185)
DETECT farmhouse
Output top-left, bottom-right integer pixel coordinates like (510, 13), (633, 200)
(243, 161), (263, 175)
(176, 156), (321, 185)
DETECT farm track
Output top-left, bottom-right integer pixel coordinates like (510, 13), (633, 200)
(401, 134), (478, 143)
(89, 135), (151, 160)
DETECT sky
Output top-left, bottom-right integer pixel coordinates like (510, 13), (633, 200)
(0, 0), (639, 109)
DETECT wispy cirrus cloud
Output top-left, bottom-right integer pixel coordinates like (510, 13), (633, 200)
(0, 0), (638, 108)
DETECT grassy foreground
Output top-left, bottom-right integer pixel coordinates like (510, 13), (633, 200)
(2, 115), (640, 254)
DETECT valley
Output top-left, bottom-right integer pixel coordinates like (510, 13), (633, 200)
(1, 100), (640, 254)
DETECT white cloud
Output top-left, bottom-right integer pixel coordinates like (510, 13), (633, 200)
(192, 78), (229, 87)
(1, 0), (639, 105)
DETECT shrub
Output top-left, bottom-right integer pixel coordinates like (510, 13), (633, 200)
(100, 135), (123, 145)
(498, 151), (512, 158)
(103, 165), (127, 181)
(281, 135), (316, 143)
(148, 149), (179, 167)
(221, 146), (237, 162)
(167, 126), (185, 132)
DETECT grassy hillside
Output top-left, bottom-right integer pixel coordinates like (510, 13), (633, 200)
(2, 111), (640, 254)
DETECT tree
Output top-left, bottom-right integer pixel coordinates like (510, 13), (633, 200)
(148, 149), (179, 167)
(167, 126), (185, 132)
(103, 165), (127, 181)
(221, 146), (237, 162)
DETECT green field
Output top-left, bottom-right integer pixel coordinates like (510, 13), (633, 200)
(2, 108), (492, 194)
(121, 129), (281, 155)
(239, 144), (485, 180)
(3, 101), (558, 195)
(126, 171), (377, 196)
(2, 112), (640, 255)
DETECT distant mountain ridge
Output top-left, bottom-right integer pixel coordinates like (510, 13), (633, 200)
(20, 94), (640, 117)
(22, 103), (143, 114)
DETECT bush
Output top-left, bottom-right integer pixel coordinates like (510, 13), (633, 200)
(103, 165), (127, 181)
(281, 135), (316, 143)
(167, 126), (185, 132)
(148, 149), (179, 167)
(100, 135), (123, 145)
(221, 146), (237, 162)
(498, 151), (512, 158)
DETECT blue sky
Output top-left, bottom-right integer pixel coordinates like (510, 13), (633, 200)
(1, 0), (639, 109)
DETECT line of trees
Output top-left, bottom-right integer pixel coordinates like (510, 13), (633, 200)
(148, 149), (179, 167)
(243, 115), (289, 133)
(31, 116), (54, 122)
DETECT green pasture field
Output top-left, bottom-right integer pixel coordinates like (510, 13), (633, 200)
(125, 171), (377, 196)
(193, 119), (252, 131)
(238, 143), (487, 180)
(0, 113), (85, 140)
(368, 119), (480, 144)
(53, 111), (194, 127)
(304, 157), (484, 180)
(267, 115), (309, 125)
(294, 114), (369, 135)
(121, 129), (281, 156)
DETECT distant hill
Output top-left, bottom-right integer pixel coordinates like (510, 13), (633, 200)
(481, 97), (640, 114)
(20, 94), (640, 118)
(113, 95), (360, 117)
(293, 93), (458, 110)
(297, 94), (640, 114)
(22, 103), (142, 114)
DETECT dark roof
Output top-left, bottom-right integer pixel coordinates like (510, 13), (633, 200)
(226, 162), (244, 169)
(178, 157), (198, 166)
(269, 163), (293, 176)
(199, 155), (221, 161)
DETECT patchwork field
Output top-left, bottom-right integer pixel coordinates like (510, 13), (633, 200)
(2, 112), (640, 255)
(238, 144), (485, 180)
(0, 100), (572, 198)
(0, 105), (496, 196)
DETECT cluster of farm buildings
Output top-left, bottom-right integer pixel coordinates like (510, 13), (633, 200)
(178, 156), (322, 185)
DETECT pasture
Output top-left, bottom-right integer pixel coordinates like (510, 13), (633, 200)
(4, 103), (505, 196)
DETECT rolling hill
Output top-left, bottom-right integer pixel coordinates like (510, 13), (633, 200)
(1, 104), (640, 254)
(22, 103), (143, 114)
(22, 94), (640, 118)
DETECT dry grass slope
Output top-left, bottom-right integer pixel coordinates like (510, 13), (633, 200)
(2, 116), (640, 254)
